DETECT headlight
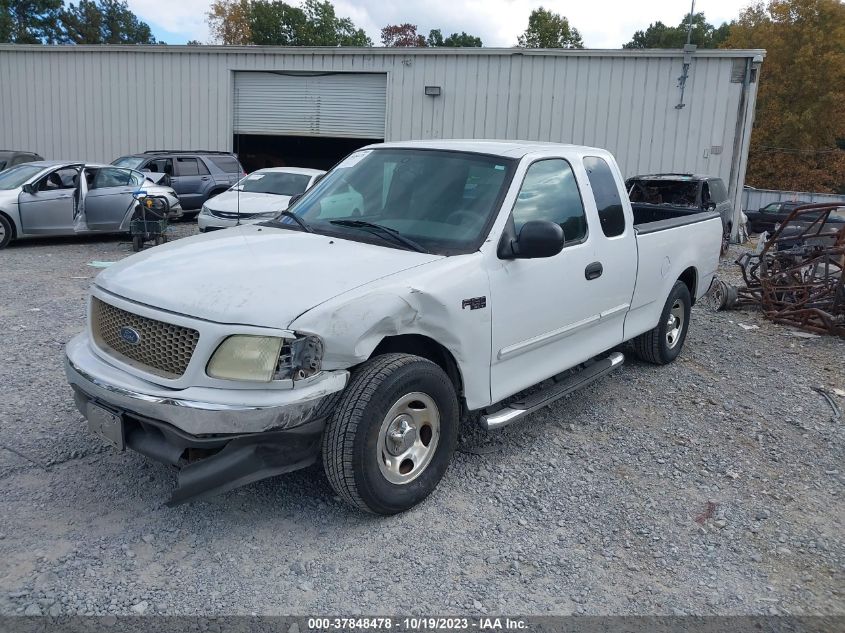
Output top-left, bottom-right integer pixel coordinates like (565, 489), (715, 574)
(206, 334), (323, 382)
(200, 204), (210, 215)
(207, 335), (284, 382)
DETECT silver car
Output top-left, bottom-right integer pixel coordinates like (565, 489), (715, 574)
(0, 161), (182, 249)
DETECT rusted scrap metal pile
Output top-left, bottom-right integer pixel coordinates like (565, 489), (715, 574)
(710, 203), (845, 337)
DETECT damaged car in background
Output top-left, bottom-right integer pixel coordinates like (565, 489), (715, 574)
(627, 173), (734, 252)
(64, 140), (722, 515)
(0, 162), (181, 250)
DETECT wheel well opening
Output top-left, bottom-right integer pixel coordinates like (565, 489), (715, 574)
(371, 335), (463, 396)
(678, 267), (698, 305)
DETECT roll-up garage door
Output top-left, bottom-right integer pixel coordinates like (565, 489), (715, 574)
(233, 72), (387, 139)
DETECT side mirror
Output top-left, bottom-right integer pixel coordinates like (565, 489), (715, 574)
(21, 183), (36, 195)
(508, 220), (565, 259)
(705, 201), (717, 210)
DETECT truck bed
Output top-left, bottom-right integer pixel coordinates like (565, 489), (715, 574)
(631, 203), (720, 234)
(624, 202), (723, 343)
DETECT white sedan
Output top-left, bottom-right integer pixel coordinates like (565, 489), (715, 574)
(0, 161), (181, 250)
(198, 167), (325, 232)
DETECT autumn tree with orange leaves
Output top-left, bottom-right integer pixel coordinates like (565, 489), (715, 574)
(723, 0), (845, 193)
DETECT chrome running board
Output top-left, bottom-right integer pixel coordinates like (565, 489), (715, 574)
(480, 352), (625, 431)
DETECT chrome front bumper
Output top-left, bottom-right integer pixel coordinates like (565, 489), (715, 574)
(65, 332), (348, 435)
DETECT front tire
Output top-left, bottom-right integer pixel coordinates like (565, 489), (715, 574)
(633, 281), (692, 365)
(131, 235), (144, 252)
(322, 353), (459, 515)
(0, 214), (13, 249)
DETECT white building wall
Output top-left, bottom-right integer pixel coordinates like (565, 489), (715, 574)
(0, 45), (762, 207)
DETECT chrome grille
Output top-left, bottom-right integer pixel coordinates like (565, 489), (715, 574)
(209, 210), (259, 219)
(90, 297), (199, 379)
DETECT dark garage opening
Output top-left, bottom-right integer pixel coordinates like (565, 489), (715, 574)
(233, 135), (380, 173)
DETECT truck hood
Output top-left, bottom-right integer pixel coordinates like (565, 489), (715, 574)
(206, 191), (291, 214)
(95, 225), (443, 329)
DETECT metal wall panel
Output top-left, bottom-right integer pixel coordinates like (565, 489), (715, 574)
(233, 71), (386, 138)
(0, 45), (762, 213)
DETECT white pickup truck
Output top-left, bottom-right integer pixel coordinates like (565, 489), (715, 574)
(65, 140), (722, 515)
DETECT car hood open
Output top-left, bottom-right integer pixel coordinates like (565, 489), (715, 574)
(94, 225), (442, 329)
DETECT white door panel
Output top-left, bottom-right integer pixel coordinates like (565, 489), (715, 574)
(488, 154), (637, 404)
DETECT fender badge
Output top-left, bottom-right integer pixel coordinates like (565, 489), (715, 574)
(462, 297), (487, 310)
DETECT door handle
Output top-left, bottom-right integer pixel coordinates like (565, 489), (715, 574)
(585, 262), (603, 280)
(201, 176), (210, 181)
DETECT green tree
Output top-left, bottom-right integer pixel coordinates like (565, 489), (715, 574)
(58, 0), (102, 43)
(426, 28), (482, 47)
(443, 31), (482, 47)
(210, 0), (370, 46)
(0, 0), (63, 43)
(624, 12), (732, 49)
(99, 0), (154, 43)
(426, 28), (443, 47)
(722, 0), (845, 192)
(59, 0), (155, 44)
(300, 0), (371, 45)
(249, 0), (304, 45)
(517, 7), (583, 48)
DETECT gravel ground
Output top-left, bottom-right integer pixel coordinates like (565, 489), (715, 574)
(0, 226), (842, 617)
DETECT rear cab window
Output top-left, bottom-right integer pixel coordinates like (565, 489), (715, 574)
(583, 156), (626, 237)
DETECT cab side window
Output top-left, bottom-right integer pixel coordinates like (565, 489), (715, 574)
(583, 156), (626, 237)
(511, 159), (587, 245)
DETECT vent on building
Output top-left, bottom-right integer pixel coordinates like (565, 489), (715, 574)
(711, 145), (723, 155)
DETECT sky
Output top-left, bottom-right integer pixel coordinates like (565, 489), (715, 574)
(130, 0), (749, 47)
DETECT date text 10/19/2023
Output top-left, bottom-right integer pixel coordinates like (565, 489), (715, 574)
(307, 617), (529, 631)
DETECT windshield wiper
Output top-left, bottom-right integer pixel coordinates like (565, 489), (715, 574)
(278, 210), (314, 233)
(329, 219), (429, 253)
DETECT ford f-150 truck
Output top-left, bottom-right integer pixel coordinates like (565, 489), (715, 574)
(65, 141), (722, 515)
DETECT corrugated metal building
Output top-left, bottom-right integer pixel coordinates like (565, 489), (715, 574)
(0, 45), (763, 218)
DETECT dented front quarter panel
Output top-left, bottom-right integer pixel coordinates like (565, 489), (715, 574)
(289, 253), (494, 410)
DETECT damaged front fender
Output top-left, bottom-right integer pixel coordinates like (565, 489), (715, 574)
(288, 255), (494, 410)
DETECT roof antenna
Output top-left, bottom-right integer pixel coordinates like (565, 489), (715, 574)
(235, 88), (241, 226)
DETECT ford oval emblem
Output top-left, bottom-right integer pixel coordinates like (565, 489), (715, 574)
(118, 326), (141, 346)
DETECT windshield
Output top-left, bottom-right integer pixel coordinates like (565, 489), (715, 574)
(232, 171), (312, 196)
(0, 164), (44, 190)
(270, 149), (515, 255)
(112, 156), (146, 169)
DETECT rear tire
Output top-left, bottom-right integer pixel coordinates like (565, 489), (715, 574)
(633, 281), (691, 365)
(322, 353), (459, 515)
(0, 214), (12, 249)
